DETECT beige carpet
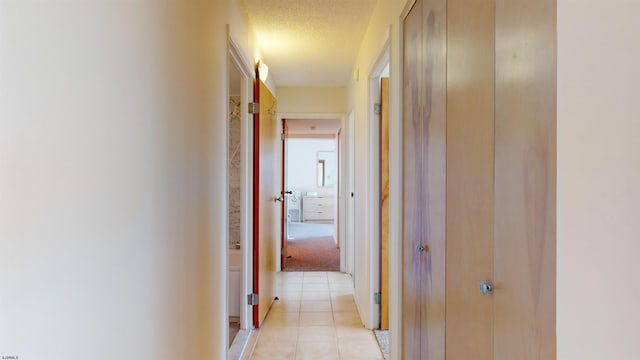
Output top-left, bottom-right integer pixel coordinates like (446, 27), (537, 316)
(283, 236), (340, 271)
(287, 222), (335, 239)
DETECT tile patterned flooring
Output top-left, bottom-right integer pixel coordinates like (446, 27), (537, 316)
(247, 271), (384, 360)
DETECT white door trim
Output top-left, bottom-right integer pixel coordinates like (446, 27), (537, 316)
(361, 27), (391, 330)
(275, 112), (346, 273)
(228, 32), (255, 331)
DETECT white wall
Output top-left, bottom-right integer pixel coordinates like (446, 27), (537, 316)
(287, 138), (336, 196)
(557, 1), (640, 359)
(347, 0), (404, 348)
(0, 1), (259, 359)
(0, 2), (213, 359)
(277, 87), (347, 114)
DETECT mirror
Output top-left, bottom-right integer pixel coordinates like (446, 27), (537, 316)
(317, 151), (336, 187)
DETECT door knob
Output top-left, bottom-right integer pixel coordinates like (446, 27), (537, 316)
(480, 281), (494, 295)
(417, 245), (429, 253)
(274, 196), (284, 203)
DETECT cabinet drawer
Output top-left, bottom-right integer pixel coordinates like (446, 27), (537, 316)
(304, 202), (334, 213)
(303, 210), (332, 221)
(302, 196), (334, 221)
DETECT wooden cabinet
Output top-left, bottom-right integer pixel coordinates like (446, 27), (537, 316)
(302, 196), (334, 222)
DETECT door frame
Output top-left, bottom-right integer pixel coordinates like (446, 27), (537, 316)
(227, 34), (255, 330)
(280, 119), (288, 269)
(365, 29), (391, 330)
(275, 112), (345, 273)
(344, 110), (355, 276)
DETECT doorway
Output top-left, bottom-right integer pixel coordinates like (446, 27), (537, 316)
(281, 119), (341, 272)
(227, 54), (243, 347)
(226, 37), (255, 349)
(356, 30), (391, 336)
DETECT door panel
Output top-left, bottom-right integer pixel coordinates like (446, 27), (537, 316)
(445, 1), (495, 359)
(402, 0), (556, 357)
(419, 0), (447, 358)
(494, 0), (556, 358)
(402, 0), (447, 357)
(380, 77), (389, 330)
(402, 1), (424, 358)
(253, 79), (278, 327)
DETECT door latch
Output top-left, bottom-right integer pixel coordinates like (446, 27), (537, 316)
(480, 281), (494, 295)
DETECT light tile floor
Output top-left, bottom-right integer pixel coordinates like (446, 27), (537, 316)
(248, 271), (384, 360)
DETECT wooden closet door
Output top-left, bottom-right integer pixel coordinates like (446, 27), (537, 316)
(402, 0), (447, 358)
(445, 0), (495, 359)
(402, 1), (424, 357)
(418, 0), (447, 358)
(494, 0), (557, 358)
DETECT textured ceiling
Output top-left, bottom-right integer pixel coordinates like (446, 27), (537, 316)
(241, 0), (378, 87)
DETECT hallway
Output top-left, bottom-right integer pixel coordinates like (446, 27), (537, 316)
(2, 1), (640, 359)
(246, 272), (384, 359)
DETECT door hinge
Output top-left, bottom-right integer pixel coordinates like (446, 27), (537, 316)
(374, 292), (381, 305)
(281, 133), (286, 141)
(374, 103), (382, 115)
(248, 293), (259, 306)
(281, 248), (284, 255)
(248, 102), (260, 114)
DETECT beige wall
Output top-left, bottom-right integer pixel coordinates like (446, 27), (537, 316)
(557, 1), (640, 359)
(277, 87), (347, 114)
(0, 1), (257, 359)
(347, 2), (404, 359)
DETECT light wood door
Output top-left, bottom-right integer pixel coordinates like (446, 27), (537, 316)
(402, 0), (447, 357)
(494, 0), (556, 358)
(418, 0), (447, 356)
(445, 0), (495, 359)
(253, 79), (278, 327)
(402, 1), (424, 357)
(380, 77), (389, 330)
(401, 0), (556, 357)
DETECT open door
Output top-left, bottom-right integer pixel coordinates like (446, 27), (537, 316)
(252, 72), (279, 328)
(380, 77), (390, 330)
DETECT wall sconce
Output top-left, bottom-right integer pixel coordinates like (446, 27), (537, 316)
(257, 60), (269, 83)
